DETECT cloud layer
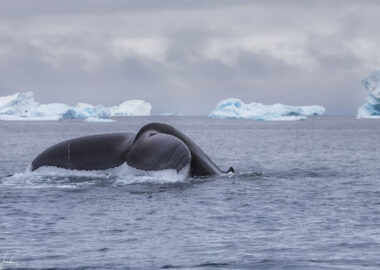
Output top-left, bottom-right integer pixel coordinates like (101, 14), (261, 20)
(1, 0), (379, 115)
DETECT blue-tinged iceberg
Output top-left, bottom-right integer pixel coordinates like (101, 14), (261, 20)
(0, 92), (152, 121)
(61, 103), (111, 119)
(357, 70), (380, 119)
(209, 98), (325, 121)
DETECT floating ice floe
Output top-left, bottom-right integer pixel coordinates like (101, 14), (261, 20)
(357, 70), (380, 119)
(209, 98), (325, 121)
(0, 92), (152, 121)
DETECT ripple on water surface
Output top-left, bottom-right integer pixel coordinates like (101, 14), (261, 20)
(1, 117), (380, 269)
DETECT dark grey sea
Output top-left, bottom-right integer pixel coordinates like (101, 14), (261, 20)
(1, 116), (379, 269)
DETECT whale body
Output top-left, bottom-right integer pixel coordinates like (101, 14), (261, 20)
(31, 123), (233, 177)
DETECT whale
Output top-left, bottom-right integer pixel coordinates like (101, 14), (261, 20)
(31, 122), (234, 177)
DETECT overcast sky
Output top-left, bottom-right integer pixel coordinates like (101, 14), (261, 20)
(0, 0), (379, 115)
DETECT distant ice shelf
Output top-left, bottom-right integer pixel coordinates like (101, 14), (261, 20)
(209, 98), (325, 121)
(0, 92), (152, 121)
(357, 70), (380, 119)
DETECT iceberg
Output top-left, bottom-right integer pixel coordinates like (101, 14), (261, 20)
(33, 103), (72, 119)
(209, 98), (325, 121)
(0, 92), (38, 116)
(109, 100), (152, 116)
(298, 105), (326, 116)
(357, 70), (380, 118)
(0, 92), (152, 121)
(61, 103), (111, 119)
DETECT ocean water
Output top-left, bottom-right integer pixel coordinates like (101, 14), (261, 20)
(0, 116), (379, 270)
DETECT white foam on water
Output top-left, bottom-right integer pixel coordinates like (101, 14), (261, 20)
(1, 163), (190, 189)
(112, 162), (190, 186)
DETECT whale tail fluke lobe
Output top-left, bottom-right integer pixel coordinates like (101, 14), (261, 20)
(226, 167), (234, 174)
(125, 131), (191, 172)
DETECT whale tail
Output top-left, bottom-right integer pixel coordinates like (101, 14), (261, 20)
(225, 167), (234, 174)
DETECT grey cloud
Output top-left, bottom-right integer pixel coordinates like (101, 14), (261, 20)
(0, 0), (379, 115)
(0, 0), (257, 18)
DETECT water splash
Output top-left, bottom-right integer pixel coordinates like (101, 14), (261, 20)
(1, 163), (190, 189)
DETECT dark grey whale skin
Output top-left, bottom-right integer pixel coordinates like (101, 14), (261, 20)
(31, 123), (233, 177)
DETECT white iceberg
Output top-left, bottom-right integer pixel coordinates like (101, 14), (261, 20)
(357, 70), (380, 118)
(33, 103), (72, 119)
(0, 92), (152, 121)
(0, 92), (38, 117)
(0, 92), (62, 120)
(209, 98), (325, 121)
(109, 99), (152, 116)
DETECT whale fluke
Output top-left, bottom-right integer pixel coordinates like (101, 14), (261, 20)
(31, 123), (233, 177)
